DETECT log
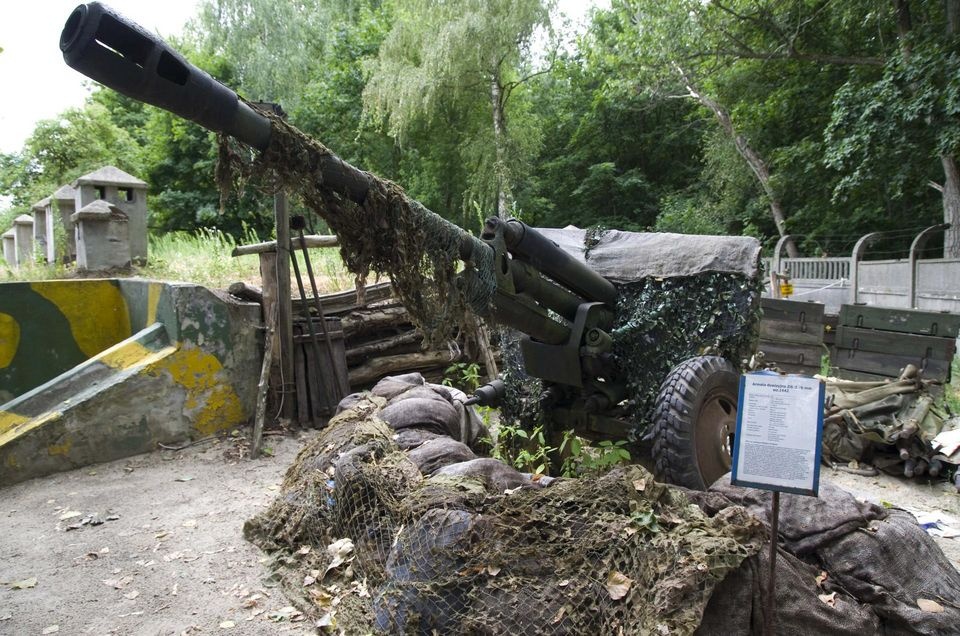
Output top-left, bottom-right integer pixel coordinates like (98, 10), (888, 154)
(232, 234), (340, 256)
(348, 351), (457, 386)
(316, 281), (394, 315)
(228, 281), (263, 304)
(346, 331), (423, 363)
(341, 306), (412, 338)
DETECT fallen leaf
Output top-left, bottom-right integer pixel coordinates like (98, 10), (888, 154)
(632, 479), (646, 492)
(10, 577), (37, 590)
(297, 545), (312, 555)
(103, 576), (133, 589)
(918, 599), (945, 613)
(606, 571), (633, 601)
(219, 620), (235, 629)
(316, 612), (335, 628)
(303, 574), (317, 587)
(42, 625), (59, 634)
(324, 538), (354, 575)
(124, 590), (140, 600)
(268, 606), (303, 622)
(486, 566), (501, 576)
(818, 592), (837, 607)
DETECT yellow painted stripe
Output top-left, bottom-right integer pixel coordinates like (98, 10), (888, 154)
(0, 410), (62, 447)
(98, 340), (159, 371)
(147, 283), (161, 325)
(0, 411), (29, 436)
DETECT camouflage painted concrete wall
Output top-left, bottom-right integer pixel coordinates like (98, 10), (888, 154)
(0, 279), (261, 486)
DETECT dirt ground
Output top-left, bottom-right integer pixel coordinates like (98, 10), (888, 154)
(0, 430), (318, 636)
(3, 430), (960, 636)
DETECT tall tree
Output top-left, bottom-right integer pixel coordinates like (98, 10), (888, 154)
(362, 0), (552, 218)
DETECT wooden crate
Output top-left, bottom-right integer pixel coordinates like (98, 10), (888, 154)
(835, 305), (959, 382)
(758, 298), (826, 375)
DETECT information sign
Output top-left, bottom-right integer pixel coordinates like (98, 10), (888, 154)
(731, 372), (824, 496)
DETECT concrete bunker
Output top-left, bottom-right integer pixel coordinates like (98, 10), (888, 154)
(0, 279), (262, 485)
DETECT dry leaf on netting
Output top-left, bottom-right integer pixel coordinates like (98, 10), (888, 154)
(818, 592), (837, 607)
(918, 598), (944, 613)
(606, 570), (633, 600)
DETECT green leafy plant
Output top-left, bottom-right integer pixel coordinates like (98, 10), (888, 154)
(442, 362), (482, 393)
(558, 431), (632, 477)
(483, 419), (554, 476)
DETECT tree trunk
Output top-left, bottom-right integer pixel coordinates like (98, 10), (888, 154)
(679, 71), (799, 257)
(348, 351), (456, 386)
(943, 154), (960, 258)
(943, 0), (960, 257)
(490, 70), (511, 218)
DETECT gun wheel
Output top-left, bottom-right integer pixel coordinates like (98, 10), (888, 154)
(651, 356), (739, 490)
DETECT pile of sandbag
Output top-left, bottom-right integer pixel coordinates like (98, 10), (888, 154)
(246, 373), (960, 634)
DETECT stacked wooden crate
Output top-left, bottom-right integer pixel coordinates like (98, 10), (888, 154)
(834, 305), (959, 382)
(758, 298), (827, 375)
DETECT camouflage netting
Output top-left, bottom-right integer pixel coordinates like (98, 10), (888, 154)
(500, 262), (762, 439)
(247, 373), (960, 634)
(245, 373), (766, 634)
(217, 103), (495, 345)
(610, 272), (761, 435)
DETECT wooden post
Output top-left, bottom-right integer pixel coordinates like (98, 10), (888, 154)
(275, 192), (295, 419)
(764, 491), (780, 636)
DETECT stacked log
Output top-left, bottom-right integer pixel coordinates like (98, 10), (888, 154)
(319, 283), (471, 389)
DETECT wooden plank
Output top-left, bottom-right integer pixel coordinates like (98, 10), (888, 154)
(834, 347), (951, 382)
(835, 326), (956, 361)
(757, 340), (825, 370)
(760, 319), (824, 346)
(838, 304), (960, 338)
(761, 298), (825, 324)
(232, 234), (340, 256)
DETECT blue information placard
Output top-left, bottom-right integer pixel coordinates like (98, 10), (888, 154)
(730, 371), (824, 496)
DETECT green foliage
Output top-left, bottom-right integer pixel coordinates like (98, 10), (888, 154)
(363, 0), (551, 219)
(487, 419), (554, 476)
(558, 432), (632, 477)
(442, 362), (482, 393)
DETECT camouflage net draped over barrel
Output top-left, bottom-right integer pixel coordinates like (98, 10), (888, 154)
(245, 375), (765, 634)
(218, 105), (495, 345)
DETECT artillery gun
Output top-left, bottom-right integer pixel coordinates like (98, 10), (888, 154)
(60, 2), (762, 489)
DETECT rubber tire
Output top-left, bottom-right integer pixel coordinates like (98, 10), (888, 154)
(651, 356), (739, 490)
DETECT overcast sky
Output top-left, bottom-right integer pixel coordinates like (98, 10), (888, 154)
(0, 1), (598, 156)
(0, 0), (202, 154)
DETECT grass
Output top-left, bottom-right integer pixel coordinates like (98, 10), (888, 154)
(947, 357), (960, 416)
(0, 228), (356, 293)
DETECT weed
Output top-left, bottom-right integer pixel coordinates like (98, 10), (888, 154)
(442, 362), (482, 393)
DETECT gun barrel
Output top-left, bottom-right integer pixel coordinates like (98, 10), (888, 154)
(60, 2), (371, 204)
